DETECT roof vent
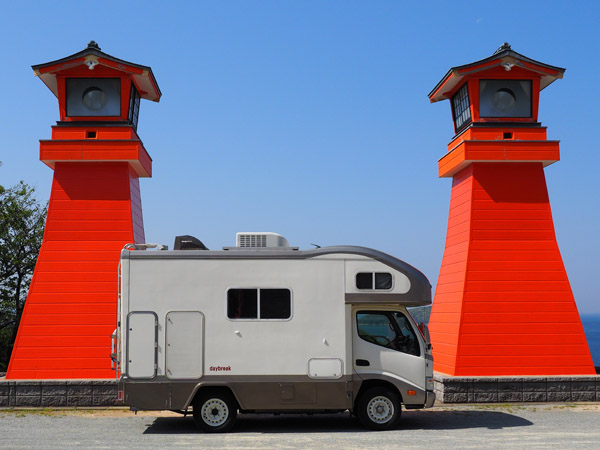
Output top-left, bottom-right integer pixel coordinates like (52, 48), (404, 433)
(174, 235), (208, 250)
(236, 232), (290, 248)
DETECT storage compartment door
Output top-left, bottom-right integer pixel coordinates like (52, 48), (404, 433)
(166, 311), (204, 379)
(308, 358), (343, 379)
(126, 312), (157, 379)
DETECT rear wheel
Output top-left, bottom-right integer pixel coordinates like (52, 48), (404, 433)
(356, 387), (401, 430)
(193, 390), (237, 433)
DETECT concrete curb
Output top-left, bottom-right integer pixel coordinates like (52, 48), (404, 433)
(434, 373), (600, 403)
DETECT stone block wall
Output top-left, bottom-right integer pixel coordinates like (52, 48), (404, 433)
(434, 374), (600, 403)
(0, 380), (118, 407)
(3, 375), (599, 406)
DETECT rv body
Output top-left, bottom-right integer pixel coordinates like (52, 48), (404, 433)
(115, 235), (435, 431)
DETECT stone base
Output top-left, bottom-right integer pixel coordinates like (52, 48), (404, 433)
(3, 375), (599, 406)
(0, 379), (118, 407)
(434, 372), (600, 403)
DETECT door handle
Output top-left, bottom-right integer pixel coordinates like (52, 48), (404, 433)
(356, 359), (370, 367)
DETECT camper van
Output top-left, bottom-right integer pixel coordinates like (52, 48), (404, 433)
(113, 233), (435, 432)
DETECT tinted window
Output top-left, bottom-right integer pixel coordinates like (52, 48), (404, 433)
(356, 272), (393, 290)
(227, 289), (258, 319)
(375, 273), (392, 289)
(260, 289), (291, 319)
(356, 310), (420, 356)
(227, 288), (291, 320)
(356, 273), (373, 289)
(356, 313), (396, 346)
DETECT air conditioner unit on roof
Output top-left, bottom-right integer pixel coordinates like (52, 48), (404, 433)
(236, 232), (290, 248)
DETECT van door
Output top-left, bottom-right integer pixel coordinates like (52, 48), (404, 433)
(126, 311), (158, 379)
(165, 311), (204, 379)
(352, 308), (426, 392)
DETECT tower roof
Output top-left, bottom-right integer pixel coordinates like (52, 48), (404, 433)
(32, 41), (161, 102)
(428, 43), (565, 103)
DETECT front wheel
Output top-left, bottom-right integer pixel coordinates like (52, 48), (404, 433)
(193, 390), (238, 433)
(356, 387), (401, 430)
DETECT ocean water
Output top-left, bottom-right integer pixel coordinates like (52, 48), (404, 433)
(411, 307), (600, 368)
(581, 314), (600, 367)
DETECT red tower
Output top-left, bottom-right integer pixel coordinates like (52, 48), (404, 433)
(427, 44), (595, 376)
(6, 42), (161, 379)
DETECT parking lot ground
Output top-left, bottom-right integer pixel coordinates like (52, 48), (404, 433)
(1, 404), (599, 449)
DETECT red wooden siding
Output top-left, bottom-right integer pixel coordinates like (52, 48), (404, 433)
(428, 165), (473, 374)
(6, 161), (145, 379)
(429, 162), (595, 375)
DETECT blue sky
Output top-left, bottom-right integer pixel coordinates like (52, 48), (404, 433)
(1, 1), (599, 313)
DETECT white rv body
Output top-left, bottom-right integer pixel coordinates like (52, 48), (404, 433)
(115, 237), (435, 431)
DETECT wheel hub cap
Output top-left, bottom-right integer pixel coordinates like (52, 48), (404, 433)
(367, 396), (394, 423)
(201, 398), (229, 426)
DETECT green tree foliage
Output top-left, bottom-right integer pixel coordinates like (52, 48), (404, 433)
(0, 172), (46, 371)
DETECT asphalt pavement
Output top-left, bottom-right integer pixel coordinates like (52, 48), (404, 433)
(0, 404), (599, 449)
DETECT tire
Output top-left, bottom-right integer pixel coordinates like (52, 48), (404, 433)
(356, 387), (401, 431)
(193, 390), (238, 433)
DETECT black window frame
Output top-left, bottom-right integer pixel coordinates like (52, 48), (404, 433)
(451, 82), (472, 133)
(227, 288), (292, 321)
(128, 82), (141, 131)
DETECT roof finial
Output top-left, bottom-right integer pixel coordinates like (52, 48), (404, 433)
(493, 42), (511, 55)
(87, 40), (101, 51)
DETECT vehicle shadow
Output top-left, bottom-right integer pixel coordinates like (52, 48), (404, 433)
(143, 409), (533, 434)
(401, 409), (534, 430)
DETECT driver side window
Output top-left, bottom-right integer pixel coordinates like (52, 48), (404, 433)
(356, 311), (420, 356)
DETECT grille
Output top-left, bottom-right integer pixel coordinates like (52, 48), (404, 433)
(238, 234), (267, 248)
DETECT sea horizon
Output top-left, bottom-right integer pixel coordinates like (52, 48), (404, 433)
(410, 308), (600, 368)
(581, 314), (600, 367)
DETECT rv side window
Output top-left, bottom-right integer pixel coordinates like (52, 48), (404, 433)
(356, 311), (420, 356)
(227, 288), (291, 320)
(356, 272), (393, 290)
(227, 289), (258, 319)
(260, 289), (291, 319)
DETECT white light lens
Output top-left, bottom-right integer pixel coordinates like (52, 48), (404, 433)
(82, 87), (107, 111)
(492, 88), (516, 113)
